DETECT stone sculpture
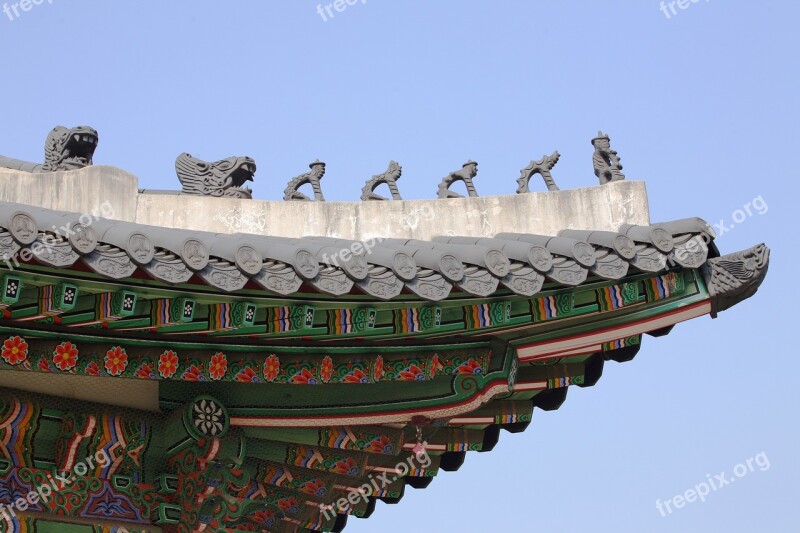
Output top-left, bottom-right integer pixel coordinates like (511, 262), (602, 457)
(437, 161), (479, 198)
(284, 160), (326, 201)
(592, 131), (626, 184)
(175, 153), (256, 199)
(0, 125), (98, 172)
(516, 151), (561, 193)
(0, 127), (643, 198)
(360, 161), (403, 201)
(701, 243), (770, 317)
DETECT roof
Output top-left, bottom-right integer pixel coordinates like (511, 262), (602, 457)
(0, 200), (718, 300)
(0, 163), (770, 531)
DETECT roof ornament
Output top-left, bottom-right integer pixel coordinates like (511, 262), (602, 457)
(701, 243), (770, 318)
(360, 161), (403, 201)
(284, 160), (326, 201)
(516, 151), (561, 193)
(174, 153), (256, 199)
(592, 131), (626, 184)
(437, 160), (480, 198)
(0, 125), (98, 173)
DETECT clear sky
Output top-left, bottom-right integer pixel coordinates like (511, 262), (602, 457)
(0, 1), (796, 531)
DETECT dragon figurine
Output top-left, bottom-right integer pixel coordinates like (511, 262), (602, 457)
(174, 153), (256, 199)
(592, 131), (626, 184)
(0, 125), (98, 173)
(437, 161), (479, 199)
(283, 160), (326, 201)
(701, 243), (770, 317)
(516, 151), (561, 193)
(360, 161), (403, 201)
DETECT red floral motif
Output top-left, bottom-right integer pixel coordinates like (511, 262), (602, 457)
(291, 368), (318, 385)
(456, 359), (482, 375)
(53, 341), (78, 371)
(333, 457), (360, 476)
(235, 366), (261, 383)
(343, 368), (369, 384)
(104, 346), (129, 376)
(135, 363), (156, 379)
(37, 357), (51, 372)
(366, 435), (394, 455)
(158, 350), (179, 379)
(278, 497), (300, 514)
(1, 336), (28, 365)
(208, 352), (228, 381)
(302, 479), (328, 497)
(399, 364), (426, 381)
(85, 361), (101, 376)
(320, 356), (334, 383)
(250, 510), (276, 528)
(181, 364), (206, 382)
(373, 356), (385, 381)
(263, 354), (280, 382)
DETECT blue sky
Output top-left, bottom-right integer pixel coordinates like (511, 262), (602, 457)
(0, 1), (796, 531)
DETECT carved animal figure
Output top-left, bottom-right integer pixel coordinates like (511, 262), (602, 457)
(437, 161), (479, 198)
(701, 243), (770, 317)
(592, 131), (626, 184)
(360, 161), (403, 201)
(175, 153), (256, 199)
(0, 125), (98, 173)
(516, 151), (561, 193)
(284, 160), (326, 201)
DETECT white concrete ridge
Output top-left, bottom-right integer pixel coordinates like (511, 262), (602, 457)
(0, 166), (650, 239)
(0, 165), (138, 221)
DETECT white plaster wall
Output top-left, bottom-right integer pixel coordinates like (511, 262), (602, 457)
(0, 166), (651, 238)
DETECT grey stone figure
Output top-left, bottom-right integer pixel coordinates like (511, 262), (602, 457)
(284, 160), (326, 201)
(360, 161), (403, 201)
(436, 159), (478, 198)
(437, 161), (479, 198)
(592, 131), (626, 184)
(0, 125), (98, 172)
(174, 153), (256, 199)
(701, 243), (770, 317)
(516, 151), (561, 193)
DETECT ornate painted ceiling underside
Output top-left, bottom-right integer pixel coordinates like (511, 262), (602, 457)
(0, 200), (769, 532)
